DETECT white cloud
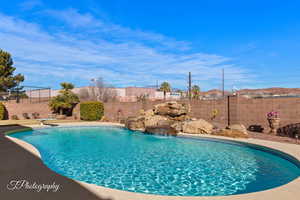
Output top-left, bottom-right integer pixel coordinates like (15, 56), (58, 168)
(42, 8), (191, 51)
(43, 8), (103, 28)
(0, 12), (252, 90)
(19, 0), (43, 11)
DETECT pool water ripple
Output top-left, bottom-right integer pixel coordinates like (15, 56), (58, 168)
(11, 126), (300, 196)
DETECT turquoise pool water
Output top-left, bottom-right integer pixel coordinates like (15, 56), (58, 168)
(11, 126), (300, 196)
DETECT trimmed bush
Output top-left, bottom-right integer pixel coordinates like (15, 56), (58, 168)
(0, 103), (5, 120)
(80, 101), (104, 121)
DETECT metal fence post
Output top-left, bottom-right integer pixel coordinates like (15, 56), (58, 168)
(227, 95), (230, 126)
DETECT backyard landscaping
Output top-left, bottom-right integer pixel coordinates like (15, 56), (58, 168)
(0, 49), (299, 200)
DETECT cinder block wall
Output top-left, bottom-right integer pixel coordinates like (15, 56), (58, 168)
(3, 97), (300, 134)
(236, 97), (300, 131)
(3, 101), (52, 119)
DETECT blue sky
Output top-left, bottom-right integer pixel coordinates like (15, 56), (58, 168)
(1, 0), (300, 90)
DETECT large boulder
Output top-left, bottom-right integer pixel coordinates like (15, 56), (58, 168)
(125, 116), (145, 131)
(154, 102), (189, 117)
(212, 129), (249, 138)
(145, 117), (182, 136)
(145, 125), (178, 136)
(125, 102), (217, 137)
(125, 102), (249, 139)
(182, 119), (213, 134)
(170, 121), (183, 133)
(141, 109), (154, 117)
(144, 115), (169, 127)
(172, 115), (191, 122)
(228, 124), (248, 134)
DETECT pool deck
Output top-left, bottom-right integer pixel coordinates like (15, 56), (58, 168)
(1, 122), (299, 200)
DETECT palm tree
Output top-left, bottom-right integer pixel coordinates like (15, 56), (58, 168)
(192, 85), (200, 99)
(60, 82), (74, 91)
(49, 82), (79, 115)
(160, 82), (171, 100)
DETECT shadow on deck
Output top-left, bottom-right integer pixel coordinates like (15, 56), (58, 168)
(0, 124), (112, 200)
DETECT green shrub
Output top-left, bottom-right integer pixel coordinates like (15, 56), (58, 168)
(0, 103), (6, 120)
(80, 101), (104, 121)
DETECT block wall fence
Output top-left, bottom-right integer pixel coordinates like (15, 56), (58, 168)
(3, 96), (300, 133)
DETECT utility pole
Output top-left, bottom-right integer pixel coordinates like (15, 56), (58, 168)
(222, 68), (225, 98)
(188, 72), (192, 100)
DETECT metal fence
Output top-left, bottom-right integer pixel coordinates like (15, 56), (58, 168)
(0, 86), (51, 103)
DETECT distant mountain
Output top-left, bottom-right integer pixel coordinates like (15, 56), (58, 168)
(201, 87), (300, 97)
(238, 87), (300, 95)
(200, 89), (228, 97)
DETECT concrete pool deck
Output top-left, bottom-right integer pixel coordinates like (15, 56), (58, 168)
(1, 122), (299, 200)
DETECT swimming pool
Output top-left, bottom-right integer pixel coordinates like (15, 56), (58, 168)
(11, 126), (300, 196)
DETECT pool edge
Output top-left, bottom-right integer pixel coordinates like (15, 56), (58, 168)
(5, 122), (300, 200)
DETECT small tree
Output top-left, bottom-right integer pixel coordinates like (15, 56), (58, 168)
(136, 94), (149, 102)
(49, 82), (79, 115)
(137, 94), (149, 110)
(0, 49), (24, 92)
(192, 85), (200, 99)
(159, 82), (171, 100)
(90, 77), (117, 102)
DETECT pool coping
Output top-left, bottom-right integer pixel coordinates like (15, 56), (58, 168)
(5, 122), (300, 200)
